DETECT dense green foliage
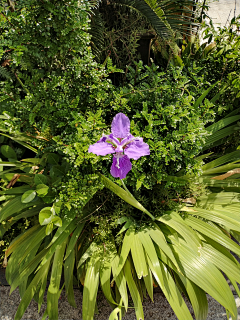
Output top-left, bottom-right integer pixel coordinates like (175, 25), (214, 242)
(0, 1), (240, 320)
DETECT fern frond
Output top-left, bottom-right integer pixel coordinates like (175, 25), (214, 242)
(0, 66), (12, 80)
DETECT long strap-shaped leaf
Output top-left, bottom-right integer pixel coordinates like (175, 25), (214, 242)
(98, 173), (155, 220)
(169, 241), (237, 320)
(82, 256), (101, 320)
(124, 258), (144, 320)
(47, 238), (68, 320)
(14, 258), (52, 320)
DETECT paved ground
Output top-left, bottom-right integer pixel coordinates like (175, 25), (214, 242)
(207, 0), (240, 28)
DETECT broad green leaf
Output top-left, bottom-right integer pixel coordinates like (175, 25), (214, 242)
(0, 196), (41, 222)
(147, 255), (193, 320)
(51, 216), (62, 227)
(53, 200), (62, 215)
(188, 206), (240, 232)
(21, 158), (42, 165)
(109, 307), (122, 320)
(47, 239), (67, 320)
(39, 207), (52, 225)
(113, 226), (135, 279)
(100, 257), (117, 305)
(47, 153), (59, 165)
(21, 190), (36, 203)
(206, 115), (240, 134)
(12, 205), (46, 221)
(143, 267), (153, 301)
(82, 256), (101, 320)
(10, 247), (50, 293)
(124, 258), (144, 320)
(36, 184), (49, 197)
(159, 249), (208, 320)
(77, 242), (99, 269)
(18, 225), (48, 264)
(1, 145), (17, 159)
(184, 215), (240, 256)
(98, 173), (155, 220)
(131, 233), (148, 279)
(64, 248), (76, 307)
(201, 242), (240, 284)
(46, 222), (53, 235)
(0, 185), (31, 195)
(202, 150), (240, 172)
(111, 255), (128, 311)
(14, 258), (51, 320)
(48, 209), (77, 247)
(147, 225), (180, 270)
(42, 191), (56, 204)
(192, 82), (217, 109)
(51, 165), (65, 176)
(158, 211), (201, 250)
(64, 222), (85, 261)
(6, 224), (41, 257)
(169, 242), (237, 319)
(0, 161), (19, 166)
(37, 217), (77, 269)
(34, 174), (47, 185)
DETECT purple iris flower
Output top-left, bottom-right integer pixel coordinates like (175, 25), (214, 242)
(88, 113), (150, 179)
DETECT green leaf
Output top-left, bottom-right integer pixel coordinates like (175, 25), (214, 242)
(64, 222), (85, 261)
(42, 191), (56, 204)
(0, 145), (17, 159)
(183, 215), (240, 257)
(64, 249), (76, 307)
(98, 173), (155, 220)
(111, 255), (128, 311)
(169, 242), (237, 319)
(34, 174), (48, 185)
(21, 190), (36, 203)
(100, 256), (117, 305)
(51, 216), (62, 227)
(14, 258), (52, 320)
(47, 239), (67, 320)
(47, 153), (59, 165)
(0, 196), (41, 223)
(37, 216), (77, 270)
(46, 222), (53, 235)
(36, 184), (49, 197)
(113, 226), (135, 279)
(51, 165), (65, 177)
(0, 185), (31, 195)
(124, 258), (144, 320)
(131, 233), (148, 279)
(158, 211), (201, 250)
(82, 256), (101, 320)
(147, 255), (193, 320)
(53, 200), (62, 215)
(192, 82), (217, 109)
(39, 207), (52, 225)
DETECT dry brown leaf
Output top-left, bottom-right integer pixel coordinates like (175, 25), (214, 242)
(211, 168), (240, 180)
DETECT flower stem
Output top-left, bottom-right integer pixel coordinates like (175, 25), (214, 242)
(120, 179), (134, 198)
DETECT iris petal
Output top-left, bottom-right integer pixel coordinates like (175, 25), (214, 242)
(111, 113), (130, 139)
(110, 155), (132, 179)
(124, 138), (150, 160)
(88, 141), (115, 156)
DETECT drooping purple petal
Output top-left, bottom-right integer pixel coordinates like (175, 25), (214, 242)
(111, 113), (130, 139)
(110, 155), (132, 179)
(124, 138), (150, 160)
(88, 141), (115, 156)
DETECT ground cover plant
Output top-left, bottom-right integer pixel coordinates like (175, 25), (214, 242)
(1, 1), (240, 320)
